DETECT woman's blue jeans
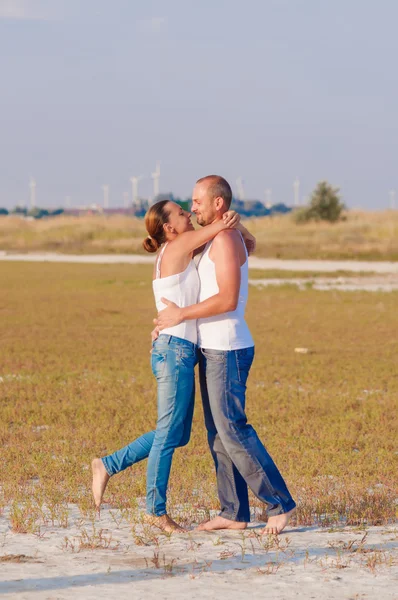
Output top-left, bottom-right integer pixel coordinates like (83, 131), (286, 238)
(101, 334), (197, 516)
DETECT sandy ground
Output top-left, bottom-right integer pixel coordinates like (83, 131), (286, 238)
(0, 505), (396, 600)
(1, 251), (397, 597)
(2, 251), (398, 292)
(1, 251), (398, 274)
(249, 274), (398, 292)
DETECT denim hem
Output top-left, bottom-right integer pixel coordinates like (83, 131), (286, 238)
(101, 457), (113, 477)
(146, 510), (167, 517)
(219, 511), (250, 523)
(266, 500), (296, 517)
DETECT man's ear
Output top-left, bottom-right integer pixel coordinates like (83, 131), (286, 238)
(214, 196), (224, 211)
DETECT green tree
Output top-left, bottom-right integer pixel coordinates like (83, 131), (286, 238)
(11, 205), (27, 216)
(0, 208), (8, 215)
(295, 181), (345, 223)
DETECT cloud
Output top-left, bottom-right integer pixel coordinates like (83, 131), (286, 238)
(0, 0), (57, 20)
(137, 16), (167, 35)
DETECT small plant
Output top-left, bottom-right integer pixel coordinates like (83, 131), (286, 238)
(257, 561), (282, 575)
(61, 525), (119, 552)
(9, 501), (41, 535)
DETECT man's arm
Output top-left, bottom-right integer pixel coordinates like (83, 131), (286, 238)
(155, 231), (241, 329)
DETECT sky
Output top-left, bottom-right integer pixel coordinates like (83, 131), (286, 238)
(0, 0), (397, 210)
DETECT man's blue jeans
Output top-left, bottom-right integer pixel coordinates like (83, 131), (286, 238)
(102, 335), (197, 516)
(199, 346), (296, 522)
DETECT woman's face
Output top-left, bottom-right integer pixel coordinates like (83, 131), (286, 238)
(165, 202), (195, 234)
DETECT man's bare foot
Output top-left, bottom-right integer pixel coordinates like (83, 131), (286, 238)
(143, 513), (186, 533)
(196, 516), (248, 531)
(261, 508), (295, 535)
(91, 458), (110, 510)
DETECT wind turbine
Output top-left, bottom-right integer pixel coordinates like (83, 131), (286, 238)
(264, 188), (272, 207)
(151, 162), (161, 201)
(130, 175), (143, 206)
(29, 178), (36, 208)
(102, 184), (109, 209)
(236, 176), (245, 201)
(293, 178), (300, 207)
(123, 191), (129, 208)
(65, 196), (71, 209)
(389, 189), (396, 210)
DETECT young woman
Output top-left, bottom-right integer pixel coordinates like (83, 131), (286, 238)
(92, 200), (254, 532)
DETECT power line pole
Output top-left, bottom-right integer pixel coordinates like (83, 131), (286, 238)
(293, 178), (300, 207)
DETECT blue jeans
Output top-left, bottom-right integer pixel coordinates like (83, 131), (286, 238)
(102, 334), (197, 516)
(199, 346), (296, 522)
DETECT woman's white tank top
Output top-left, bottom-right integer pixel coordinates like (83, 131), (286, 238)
(197, 233), (254, 350)
(152, 243), (200, 345)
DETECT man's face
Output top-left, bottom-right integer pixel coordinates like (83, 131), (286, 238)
(191, 182), (218, 226)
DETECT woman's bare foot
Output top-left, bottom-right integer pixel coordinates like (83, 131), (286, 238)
(261, 508), (295, 535)
(143, 513), (186, 533)
(91, 458), (110, 510)
(196, 516), (247, 531)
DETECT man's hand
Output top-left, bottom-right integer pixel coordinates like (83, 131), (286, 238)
(154, 298), (183, 330)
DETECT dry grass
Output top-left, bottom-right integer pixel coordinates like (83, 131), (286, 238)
(1, 210), (398, 259)
(0, 262), (397, 530)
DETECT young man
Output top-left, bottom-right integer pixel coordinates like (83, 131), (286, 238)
(156, 175), (296, 534)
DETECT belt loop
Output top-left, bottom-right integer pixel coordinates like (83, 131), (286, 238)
(167, 335), (172, 345)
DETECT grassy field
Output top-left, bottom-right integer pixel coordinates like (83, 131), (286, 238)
(0, 262), (397, 533)
(1, 209), (398, 260)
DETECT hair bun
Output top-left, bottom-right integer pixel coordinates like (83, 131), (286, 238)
(142, 235), (160, 253)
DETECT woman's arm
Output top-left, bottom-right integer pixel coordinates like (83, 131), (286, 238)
(168, 211), (240, 257)
(236, 222), (256, 255)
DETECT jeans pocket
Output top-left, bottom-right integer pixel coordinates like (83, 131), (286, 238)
(202, 349), (225, 363)
(176, 347), (196, 370)
(151, 351), (167, 378)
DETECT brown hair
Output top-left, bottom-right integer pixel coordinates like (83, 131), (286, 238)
(142, 200), (171, 253)
(196, 175), (233, 209)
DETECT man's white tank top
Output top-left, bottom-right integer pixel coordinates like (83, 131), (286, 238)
(153, 243), (199, 345)
(197, 233), (254, 350)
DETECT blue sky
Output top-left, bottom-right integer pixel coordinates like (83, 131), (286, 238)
(0, 0), (397, 209)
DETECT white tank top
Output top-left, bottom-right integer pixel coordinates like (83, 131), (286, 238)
(153, 243), (200, 345)
(197, 232), (254, 350)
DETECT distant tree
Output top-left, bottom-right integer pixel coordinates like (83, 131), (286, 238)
(50, 208), (64, 216)
(294, 181), (345, 223)
(270, 203), (291, 215)
(27, 207), (49, 219)
(11, 205), (27, 215)
(0, 208), (8, 215)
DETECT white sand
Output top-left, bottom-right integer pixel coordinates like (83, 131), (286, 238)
(249, 274), (398, 292)
(0, 505), (396, 599)
(1, 251), (398, 274)
(2, 252), (398, 292)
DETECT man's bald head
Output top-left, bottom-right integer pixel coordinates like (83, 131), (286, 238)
(196, 175), (232, 209)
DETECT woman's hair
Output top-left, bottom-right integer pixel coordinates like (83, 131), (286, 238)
(142, 200), (171, 253)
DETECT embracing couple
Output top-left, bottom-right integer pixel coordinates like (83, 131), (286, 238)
(92, 175), (296, 534)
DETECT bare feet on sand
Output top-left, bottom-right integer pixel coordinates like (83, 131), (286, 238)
(143, 513), (186, 533)
(91, 458), (110, 510)
(261, 508), (295, 535)
(196, 516), (248, 531)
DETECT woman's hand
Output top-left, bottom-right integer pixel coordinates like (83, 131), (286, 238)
(243, 232), (256, 255)
(222, 210), (240, 228)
